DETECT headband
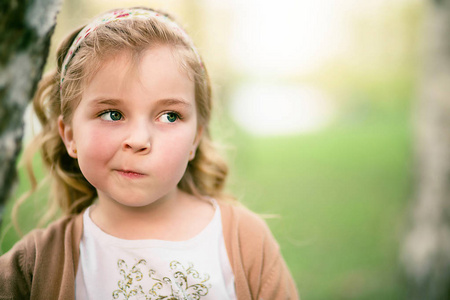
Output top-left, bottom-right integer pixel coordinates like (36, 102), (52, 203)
(60, 8), (201, 86)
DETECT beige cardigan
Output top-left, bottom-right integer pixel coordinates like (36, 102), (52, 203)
(0, 202), (299, 299)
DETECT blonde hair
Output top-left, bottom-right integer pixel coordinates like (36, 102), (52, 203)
(16, 7), (230, 227)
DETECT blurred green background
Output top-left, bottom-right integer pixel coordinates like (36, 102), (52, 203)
(1, 0), (425, 299)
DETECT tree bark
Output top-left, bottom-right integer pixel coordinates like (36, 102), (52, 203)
(0, 0), (62, 226)
(402, 0), (450, 299)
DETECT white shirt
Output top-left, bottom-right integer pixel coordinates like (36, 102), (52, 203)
(75, 200), (236, 300)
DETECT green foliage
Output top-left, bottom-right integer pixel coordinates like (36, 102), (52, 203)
(226, 112), (412, 299)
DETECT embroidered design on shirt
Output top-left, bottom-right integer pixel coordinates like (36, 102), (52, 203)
(112, 259), (211, 300)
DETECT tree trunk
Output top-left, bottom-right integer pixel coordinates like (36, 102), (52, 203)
(0, 0), (62, 226)
(402, 0), (450, 299)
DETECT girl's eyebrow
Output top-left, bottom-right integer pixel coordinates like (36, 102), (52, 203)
(155, 98), (193, 108)
(89, 98), (122, 107)
(88, 97), (193, 108)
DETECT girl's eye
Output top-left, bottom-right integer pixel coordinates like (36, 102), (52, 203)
(160, 112), (179, 123)
(100, 111), (123, 121)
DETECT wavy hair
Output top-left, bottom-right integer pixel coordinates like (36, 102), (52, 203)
(14, 7), (231, 229)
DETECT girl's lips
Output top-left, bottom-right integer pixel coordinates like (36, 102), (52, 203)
(116, 169), (146, 179)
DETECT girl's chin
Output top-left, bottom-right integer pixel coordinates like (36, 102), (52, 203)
(95, 187), (179, 210)
(109, 195), (173, 210)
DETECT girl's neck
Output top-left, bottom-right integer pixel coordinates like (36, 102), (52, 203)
(89, 189), (215, 241)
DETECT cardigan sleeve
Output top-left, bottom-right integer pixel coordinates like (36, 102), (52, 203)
(0, 213), (83, 300)
(221, 203), (299, 299)
(258, 231), (299, 299)
(0, 231), (36, 299)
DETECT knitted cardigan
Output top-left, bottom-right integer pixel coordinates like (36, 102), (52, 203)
(0, 202), (299, 299)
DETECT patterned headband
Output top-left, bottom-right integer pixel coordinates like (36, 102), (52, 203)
(60, 8), (202, 86)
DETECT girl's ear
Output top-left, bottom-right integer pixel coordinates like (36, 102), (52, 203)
(190, 126), (203, 161)
(194, 126), (203, 147)
(58, 115), (77, 158)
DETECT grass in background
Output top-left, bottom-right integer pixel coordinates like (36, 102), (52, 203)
(226, 111), (412, 299)
(1, 110), (412, 299)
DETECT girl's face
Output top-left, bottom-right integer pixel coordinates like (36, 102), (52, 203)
(59, 45), (201, 208)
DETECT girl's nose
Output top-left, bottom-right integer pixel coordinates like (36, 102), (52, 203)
(122, 121), (152, 154)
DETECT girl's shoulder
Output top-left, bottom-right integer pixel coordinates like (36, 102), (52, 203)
(218, 201), (279, 249)
(20, 212), (83, 252)
(219, 201), (273, 229)
(2, 212), (82, 255)
(1, 212), (83, 264)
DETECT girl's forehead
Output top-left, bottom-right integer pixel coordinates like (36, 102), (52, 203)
(82, 45), (195, 102)
(87, 45), (194, 85)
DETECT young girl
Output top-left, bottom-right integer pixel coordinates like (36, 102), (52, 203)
(0, 7), (298, 299)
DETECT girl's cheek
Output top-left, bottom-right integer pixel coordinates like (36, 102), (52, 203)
(81, 126), (121, 154)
